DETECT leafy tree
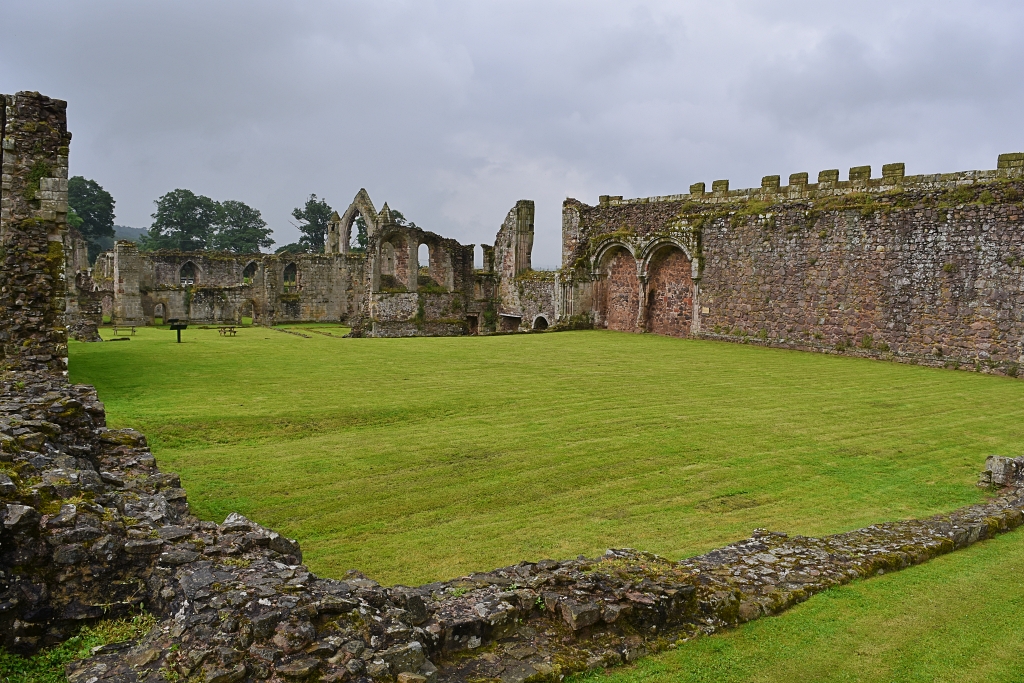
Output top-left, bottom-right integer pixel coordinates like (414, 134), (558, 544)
(213, 200), (274, 253)
(348, 208), (415, 253)
(274, 242), (309, 255)
(391, 209), (418, 229)
(67, 176), (116, 262)
(352, 215), (368, 252)
(291, 194), (333, 253)
(141, 189), (219, 251)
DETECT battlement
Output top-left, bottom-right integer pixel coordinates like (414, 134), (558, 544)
(598, 153), (1024, 208)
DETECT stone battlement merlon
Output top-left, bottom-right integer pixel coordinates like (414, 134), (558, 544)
(599, 153), (1024, 207)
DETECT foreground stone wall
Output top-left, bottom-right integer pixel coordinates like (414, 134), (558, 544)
(4, 370), (1024, 683)
(564, 155), (1024, 375)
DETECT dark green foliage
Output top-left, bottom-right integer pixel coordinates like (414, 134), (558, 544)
(0, 613), (155, 683)
(67, 176), (116, 262)
(141, 189), (219, 251)
(214, 200), (274, 253)
(22, 161), (53, 201)
(352, 215), (369, 252)
(142, 191), (270, 253)
(291, 194), (333, 253)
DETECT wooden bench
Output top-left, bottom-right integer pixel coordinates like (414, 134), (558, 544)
(111, 325), (136, 336)
(218, 326), (237, 336)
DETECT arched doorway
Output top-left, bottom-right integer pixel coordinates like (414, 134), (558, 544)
(599, 246), (639, 332)
(153, 303), (165, 326)
(240, 300), (255, 325)
(645, 245), (693, 337)
(533, 316), (549, 331)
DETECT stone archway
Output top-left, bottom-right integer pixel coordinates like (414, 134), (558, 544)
(331, 189), (379, 255)
(645, 245), (693, 337)
(599, 246), (639, 332)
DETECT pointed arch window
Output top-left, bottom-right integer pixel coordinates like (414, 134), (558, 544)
(283, 263), (297, 292)
(179, 262), (197, 286)
(243, 261), (257, 285)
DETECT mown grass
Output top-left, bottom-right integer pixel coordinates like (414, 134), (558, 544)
(68, 326), (1024, 587)
(574, 526), (1024, 683)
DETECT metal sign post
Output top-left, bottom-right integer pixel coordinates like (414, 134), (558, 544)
(167, 318), (189, 343)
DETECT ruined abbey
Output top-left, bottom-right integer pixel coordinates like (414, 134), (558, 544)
(60, 116), (1024, 377)
(9, 90), (1024, 682)
(67, 192), (556, 339)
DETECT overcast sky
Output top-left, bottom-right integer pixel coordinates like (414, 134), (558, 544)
(3, 1), (1023, 267)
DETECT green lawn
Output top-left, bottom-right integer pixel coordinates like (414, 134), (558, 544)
(69, 327), (1024, 587)
(576, 525), (1024, 683)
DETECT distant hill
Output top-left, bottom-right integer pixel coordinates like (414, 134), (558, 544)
(94, 225), (148, 253)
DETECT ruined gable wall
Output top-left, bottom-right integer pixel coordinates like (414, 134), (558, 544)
(0, 92), (71, 371)
(566, 156), (1024, 374)
(491, 200), (557, 331)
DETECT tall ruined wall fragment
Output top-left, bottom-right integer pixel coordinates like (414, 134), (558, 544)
(112, 241), (144, 325)
(564, 156), (1024, 375)
(0, 92), (71, 372)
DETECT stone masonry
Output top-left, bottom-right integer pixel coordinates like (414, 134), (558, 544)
(561, 155), (1024, 376)
(0, 92), (71, 373)
(6, 90), (1024, 683)
(70, 194), (558, 336)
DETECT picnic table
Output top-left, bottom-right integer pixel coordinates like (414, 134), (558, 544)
(111, 325), (136, 336)
(218, 326), (237, 336)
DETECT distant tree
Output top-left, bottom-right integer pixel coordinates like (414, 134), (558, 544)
(67, 176), (116, 262)
(213, 200), (274, 253)
(348, 208), (413, 253)
(352, 215), (368, 252)
(291, 194), (333, 253)
(390, 209), (418, 229)
(141, 189), (219, 251)
(274, 242), (309, 255)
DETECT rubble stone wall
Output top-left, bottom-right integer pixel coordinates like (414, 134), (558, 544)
(0, 92), (71, 372)
(564, 155), (1024, 375)
(92, 250), (365, 326)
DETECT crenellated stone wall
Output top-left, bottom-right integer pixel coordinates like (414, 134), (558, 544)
(563, 154), (1024, 376)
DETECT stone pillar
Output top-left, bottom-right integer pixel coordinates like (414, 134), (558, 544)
(112, 241), (145, 324)
(0, 92), (72, 373)
(514, 200), (534, 275)
(326, 211), (342, 255)
(408, 239), (419, 291)
(636, 274), (649, 332)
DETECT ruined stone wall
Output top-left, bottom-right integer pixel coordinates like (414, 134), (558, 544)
(564, 155), (1024, 375)
(112, 242), (144, 325)
(93, 249), (367, 326)
(64, 228), (102, 342)
(488, 200), (557, 332)
(8, 95), (1024, 681)
(0, 92), (71, 372)
(646, 247), (692, 336)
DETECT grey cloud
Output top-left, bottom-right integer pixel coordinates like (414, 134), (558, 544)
(2, 0), (1023, 266)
